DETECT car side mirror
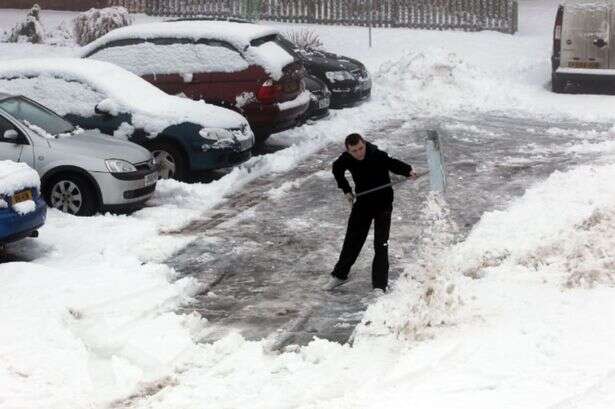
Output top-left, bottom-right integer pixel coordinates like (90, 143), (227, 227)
(3, 129), (19, 141)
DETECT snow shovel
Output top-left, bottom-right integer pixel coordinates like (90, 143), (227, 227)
(352, 129), (447, 200)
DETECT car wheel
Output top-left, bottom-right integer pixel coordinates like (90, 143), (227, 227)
(47, 174), (97, 216)
(149, 142), (186, 180)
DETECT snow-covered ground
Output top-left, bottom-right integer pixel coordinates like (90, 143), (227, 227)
(1, 1), (615, 408)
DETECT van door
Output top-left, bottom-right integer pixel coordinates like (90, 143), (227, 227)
(611, 5), (615, 68)
(562, 3), (610, 69)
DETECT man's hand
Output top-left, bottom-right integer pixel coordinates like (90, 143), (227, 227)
(345, 192), (355, 207)
(408, 170), (419, 180)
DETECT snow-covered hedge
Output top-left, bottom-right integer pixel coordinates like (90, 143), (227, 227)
(285, 28), (323, 50)
(73, 7), (133, 46)
(2, 4), (45, 44)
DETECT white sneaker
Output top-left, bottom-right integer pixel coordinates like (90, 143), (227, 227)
(323, 276), (349, 291)
(371, 288), (386, 297)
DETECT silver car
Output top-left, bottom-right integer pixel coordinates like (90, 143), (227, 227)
(0, 93), (158, 216)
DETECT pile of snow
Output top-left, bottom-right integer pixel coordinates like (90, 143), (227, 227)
(73, 6), (132, 46)
(0, 58), (253, 141)
(81, 21), (295, 80)
(444, 163), (615, 290)
(0, 160), (40, 214)
(2, 4), (45, 44)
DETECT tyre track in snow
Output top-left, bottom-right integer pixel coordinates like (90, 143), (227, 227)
(165, 114), (610, 349)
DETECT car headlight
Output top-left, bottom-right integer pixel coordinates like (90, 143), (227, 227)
(105, 159), (137, 173)
(325, 71), (354, 82)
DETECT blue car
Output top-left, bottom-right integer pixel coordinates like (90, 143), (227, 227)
(0, 161), (47, 245)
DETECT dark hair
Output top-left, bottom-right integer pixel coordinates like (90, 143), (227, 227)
(345, 133), (364, 148)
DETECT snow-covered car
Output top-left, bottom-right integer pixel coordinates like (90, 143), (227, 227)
(551, 1), (615, 93)
(274, 35), (371, 108)
(0, 92), (158, 216)
(0, 160), (46, 244)
(0, 59), (254, 180)
(80, 20), (310, 142)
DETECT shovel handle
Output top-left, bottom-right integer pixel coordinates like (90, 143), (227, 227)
(354, 170), (428, 198)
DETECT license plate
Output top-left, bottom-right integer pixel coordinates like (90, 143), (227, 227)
(568, 61), (600, 69)
(318, 97), (330, 109)
(144, 172), (158, 186)
(12, 189), (32, 205)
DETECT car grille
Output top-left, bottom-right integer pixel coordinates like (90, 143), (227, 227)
(123, 184), (156, 200)
(135, 159), (156, 172)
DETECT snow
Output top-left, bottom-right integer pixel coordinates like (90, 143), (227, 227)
(557, 67), (615, 75)
(87, 42), (249, 76)
(80, 20), (294, 80)
(0, 160), (40, 197)
(2, 1), (615, 408)
(277, 90), (311, 111)
(12, 199), (36, 215)
(0, 58), (253, 140)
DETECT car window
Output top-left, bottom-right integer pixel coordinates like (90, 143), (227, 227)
(0, 75), (106, 117)
(88, 39), (249, 76)
(0, 97), (75, 137)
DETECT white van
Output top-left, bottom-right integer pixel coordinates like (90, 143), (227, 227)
(551, 1), (615, 92)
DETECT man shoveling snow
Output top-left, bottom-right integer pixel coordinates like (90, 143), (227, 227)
(324, 133), (417, 293)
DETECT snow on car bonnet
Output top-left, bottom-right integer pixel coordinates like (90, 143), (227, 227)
(0, 59), (251, 140)
(81, 21), (295, 80)
(0, 160), (40, 197)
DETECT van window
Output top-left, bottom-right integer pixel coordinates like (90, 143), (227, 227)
(88, 39), (250, 76)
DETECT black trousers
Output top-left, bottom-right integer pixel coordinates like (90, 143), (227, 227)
(331, 205), (392, 290)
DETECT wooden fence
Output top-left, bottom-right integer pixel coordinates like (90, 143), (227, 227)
(107, 0), (518, 34)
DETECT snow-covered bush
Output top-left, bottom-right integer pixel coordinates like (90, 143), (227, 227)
(3, 4), (45, 44)
(72, 7), (133, 46)
(46, 21), (74, 46)
(285, 28), (323, 50)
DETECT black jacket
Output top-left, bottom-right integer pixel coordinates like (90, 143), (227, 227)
(332, 142), (412, 210)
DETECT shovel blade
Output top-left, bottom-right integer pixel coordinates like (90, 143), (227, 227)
(425, 130), (446, 192)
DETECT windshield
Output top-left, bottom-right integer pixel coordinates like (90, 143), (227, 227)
(0, 96), (74, 136)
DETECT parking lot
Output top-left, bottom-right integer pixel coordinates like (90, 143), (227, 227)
(165, 114), (610, 348)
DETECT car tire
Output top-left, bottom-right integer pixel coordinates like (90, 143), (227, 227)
(45, 174), (98, 216)
(254, 132), (271, 145)
(552, 74), (566, 93)
(148, 141), (187, 181)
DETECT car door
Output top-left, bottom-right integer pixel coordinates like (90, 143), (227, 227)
(562, 4), (610, 69)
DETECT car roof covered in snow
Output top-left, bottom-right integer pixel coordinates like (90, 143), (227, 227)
(0, 92), (14, 100)
(81, 20), (280, 56)
(0, 58), (251, 135)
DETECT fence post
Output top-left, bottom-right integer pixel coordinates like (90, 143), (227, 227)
(511, 0), (518, 34)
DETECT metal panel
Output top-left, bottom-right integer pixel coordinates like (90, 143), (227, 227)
(561, 3), (609, 68)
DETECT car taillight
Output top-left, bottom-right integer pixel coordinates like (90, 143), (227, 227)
(553, 6), (564, 58)
(256, 79), (283, 104)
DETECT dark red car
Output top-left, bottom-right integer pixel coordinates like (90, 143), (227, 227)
(81, 21), (310, 142)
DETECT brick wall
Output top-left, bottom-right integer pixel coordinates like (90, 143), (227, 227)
(0, 0), (107, 11)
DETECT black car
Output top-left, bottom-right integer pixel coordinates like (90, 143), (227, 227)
(300, 73), (331, 122)
(275, 35), (371, 108)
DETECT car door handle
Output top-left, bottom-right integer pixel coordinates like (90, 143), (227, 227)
(593, 38), (608, 48)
